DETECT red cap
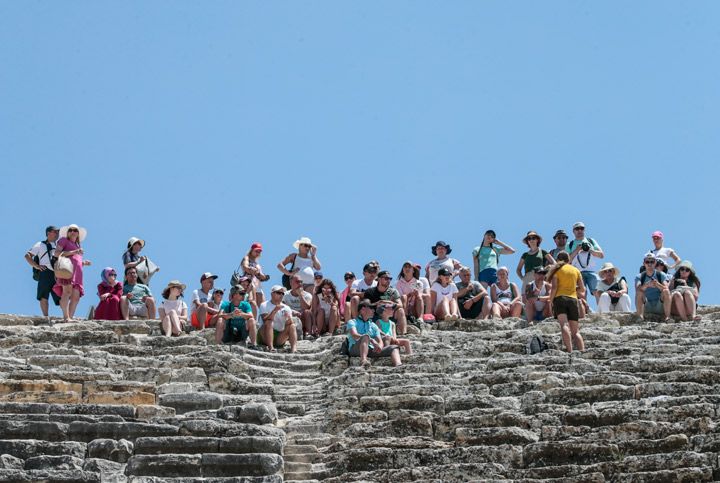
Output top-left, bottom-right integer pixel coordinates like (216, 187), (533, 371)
(251, 242), (263, 252)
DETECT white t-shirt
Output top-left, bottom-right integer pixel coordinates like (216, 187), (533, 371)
(192, 289), (212, 312)
(28, 241), (57, 270)
(569, 237), (602, 272)
(419, 277), (431, 292)
(431, 282), (458, 309)
(426, 257), (459, 284)
(160, 299), (187, 315)
(259, 301), (292, 331)
(293, 254), (315, 284)
(650, 247), (676, 267)
(351, 278), (377, 292)
(283, 290), (312, 313)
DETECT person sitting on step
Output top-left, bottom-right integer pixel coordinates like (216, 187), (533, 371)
(346, 300), (401, 368)
(258, 285), (298, 353)
(595, 262), (631, 313)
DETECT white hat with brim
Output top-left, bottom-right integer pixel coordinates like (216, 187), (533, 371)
(127, 237), (145, 249)
(292, 237), (315, 250)
(597, 262), (620, 278)
(165, 280), (187, 291)
(60, 224), (87, 242)
(676, 260), (696, 276)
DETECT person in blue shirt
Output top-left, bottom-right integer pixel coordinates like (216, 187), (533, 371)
(346, 300), (401, 367)
(218, 285), (258, 348)
(635, 254), (671, 321)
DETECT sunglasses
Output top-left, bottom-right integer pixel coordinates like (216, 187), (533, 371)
(527, 236), (539, 240)
(68, 228), (79, 232)
(301, 243), (312, 248)
(644, 260), (656, 265)
(108, 272), (117, 277)
(573, 227), (585, 231)
(678, 267), (690, 273)
(380, 276), (392, 280)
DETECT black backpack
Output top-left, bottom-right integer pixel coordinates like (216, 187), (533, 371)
(339, 338), (350, 356)
(526, 334), (547, 354)
(32, 241), (56, 281)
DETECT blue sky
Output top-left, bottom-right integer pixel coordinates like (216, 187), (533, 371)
(2, 1), (718, 316)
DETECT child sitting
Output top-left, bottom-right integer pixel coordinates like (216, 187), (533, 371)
(376, 303), (412, 355)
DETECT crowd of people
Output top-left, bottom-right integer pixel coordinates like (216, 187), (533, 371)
(25, 223), (702, 360)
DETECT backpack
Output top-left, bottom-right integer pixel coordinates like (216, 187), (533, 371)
(606, 276), (627, 304)
(281, 253), (297, 289)
(526, 334), (547, 354)
(339, 337), (350, 356)
(32, 241), (55, 281)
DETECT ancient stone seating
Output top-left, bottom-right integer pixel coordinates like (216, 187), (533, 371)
(0, 307), (719, 481)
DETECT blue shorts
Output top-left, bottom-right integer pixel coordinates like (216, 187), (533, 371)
(478, 268), (498, 285)
(581, 271), (598, 294)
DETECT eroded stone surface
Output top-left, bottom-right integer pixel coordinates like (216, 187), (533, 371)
(1, 309), (720, 481)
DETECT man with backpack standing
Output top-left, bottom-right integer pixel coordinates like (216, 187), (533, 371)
(568, 222), (604, 307)
(25, 226), (61, 317)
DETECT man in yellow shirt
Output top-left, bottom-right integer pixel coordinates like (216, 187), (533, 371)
(547, 252), (586, 353)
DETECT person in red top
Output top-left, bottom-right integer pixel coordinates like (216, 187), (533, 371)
(94, 267), (123, 320)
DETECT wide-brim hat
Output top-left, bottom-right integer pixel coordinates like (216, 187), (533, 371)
(676, 260), (696, 275)
(60, 224), (87, 242)
(431, 241), (452, 255)
(127, 237), (145, 249)
(597, 262), (620, 278)
(293, 237), (315, 249)
(523, 231), (543, 246)
(165, 280), (187, 291)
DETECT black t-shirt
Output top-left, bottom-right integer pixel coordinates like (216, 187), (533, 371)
(363, 286), (400, 304)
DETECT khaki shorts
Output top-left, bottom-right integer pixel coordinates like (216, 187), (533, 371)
(128, 303), (148, 318)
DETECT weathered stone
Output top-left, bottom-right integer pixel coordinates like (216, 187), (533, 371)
(0, 454), (23, 470)
(24, 455), (84, 471)
(200, 453), (283, 477)
(87, 438), (134, 462)
(454, 426), (539, 446)
(359, 394), (445, 414)
(68, 421), (178, 442)
(125, 454), (202, 477)
(82, 458), (125, 475)
(217, 403), (278, 425)
(158, 392), (222, 414)
(0, 440), (86, 459)
(524, 441), (621, 467)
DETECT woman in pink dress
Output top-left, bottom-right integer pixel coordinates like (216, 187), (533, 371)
(94, 267), (123, 321)
(53, 224), (92, 321)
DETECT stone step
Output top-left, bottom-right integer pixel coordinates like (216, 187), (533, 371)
(125, 453), (283, 477)
(133, 436), (282, 455)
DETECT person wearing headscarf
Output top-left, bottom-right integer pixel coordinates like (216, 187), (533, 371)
(94, 267), (123, 320)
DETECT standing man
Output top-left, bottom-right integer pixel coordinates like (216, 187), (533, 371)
(568, 222), (604, 305)
(25, 226), (60, 316)
(362, 270), (408, 334)
(549, 230), (569, 260)
(191, 273), (221, 330)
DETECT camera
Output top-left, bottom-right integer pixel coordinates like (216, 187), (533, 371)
(581, 242), (591, 252)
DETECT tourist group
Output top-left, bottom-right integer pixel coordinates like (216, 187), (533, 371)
(25, 222), (701, 364)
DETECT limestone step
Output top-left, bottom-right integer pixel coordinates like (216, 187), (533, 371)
(125, 453), (284, 477)
(133, 436), (282, 455)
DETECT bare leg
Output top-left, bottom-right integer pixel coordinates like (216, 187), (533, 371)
(557, 314), (573, 352)
(683, 292), (698, 321)
(435, 298), (450, 321)
(449, 299), (460, 318)
(491, 303), (502, 319)
(262, 320), (274, 351)
(526, 304), (537, 324)
(350, 296), (360, 320)
(314, 309), (325, 336)
(161, 315), (173, 337)
(120, 297), (129, 320)
(481, 296), (492, 319)
(170, 311), (183, 335)
(543, 303), (553, 319)
(569, 319), (584, 351)
(357, 335), (370, 365)
(246, 317), (257, 345)
(255, 291), (265, 306)
(671, 292), (687, 321)
(422, 294), (432, 315)
(196, 306), (208, 327)
(215, 319), (225, 344)
(145, 297), (157, 319)
(328, 307), (339, 334)
(395, 307), (407, 335)
(661, 290), (672, 320)
(635, 292), (645, 318)
(69, 288), (81, 319)
(344, 301), (351, 322)
(390, 347), (402, 367)
(40, 298), (49, 317)
(397, 338), (412, 355)
(511, 301), (524, 318)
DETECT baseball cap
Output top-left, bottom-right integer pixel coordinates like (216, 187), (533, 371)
(437, 267), (452, 276)
(251, 242), (263, 251)
(651, 231), (664, 239)
(270, 285), (286, 294)
(46, 225), (59, 234)
(377, 270), (392, 279)
(200, 272), (218, 282)
(553, 229), (568, 238)
(572, 222), (585, 229)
